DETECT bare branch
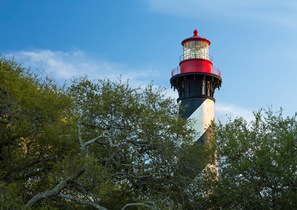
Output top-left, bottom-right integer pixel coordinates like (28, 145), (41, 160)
(83, 130), (110, 149)
(78, 123), (111, 156)
(59, 194), (107, 210)
(121, 202), (157, 210)
(77, 123), (84, 147)
(25, 169), (85, 208)
(26, 179), (68, 208)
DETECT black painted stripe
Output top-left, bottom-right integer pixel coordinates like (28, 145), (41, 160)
(179, 98), (207, 119)
(197, 124), (213, 144)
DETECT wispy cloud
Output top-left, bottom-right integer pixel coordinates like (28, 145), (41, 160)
(215, 102), (254, 123)
(5, 49), (159, 87)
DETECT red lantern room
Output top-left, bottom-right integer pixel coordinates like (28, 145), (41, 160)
(172, 29), (221, 77)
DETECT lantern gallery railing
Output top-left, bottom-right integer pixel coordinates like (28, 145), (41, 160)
(171, 66), (221, 77)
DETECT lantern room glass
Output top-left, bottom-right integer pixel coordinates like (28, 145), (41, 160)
(183, 40), (209, 60)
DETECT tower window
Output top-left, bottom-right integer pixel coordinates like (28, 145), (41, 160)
(202, 79), (206, 95)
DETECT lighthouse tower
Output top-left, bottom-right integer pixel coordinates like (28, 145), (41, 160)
(170, 29), (222, 144)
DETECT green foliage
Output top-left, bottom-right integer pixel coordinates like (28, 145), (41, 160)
(0, 57), (197, 209)
(7, 55), (297, 209)
(215, 109), (297, 209)
(0, 181), (25, 209)
(68, 77), (194, 208)
(0, 57), (76, 208)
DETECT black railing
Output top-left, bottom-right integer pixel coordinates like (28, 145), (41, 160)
(171, 66), (221, 77)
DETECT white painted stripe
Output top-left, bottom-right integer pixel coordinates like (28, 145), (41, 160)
(188, 99), (214, 141)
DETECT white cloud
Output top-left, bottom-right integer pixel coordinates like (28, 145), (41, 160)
(215, 102), (254, 123)
(5, 49), (159, 87)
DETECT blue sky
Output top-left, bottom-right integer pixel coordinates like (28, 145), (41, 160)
(1, 0), (297, 122)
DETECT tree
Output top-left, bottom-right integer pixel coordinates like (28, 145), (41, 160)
(0, 57), (75, 209)
(1, 57), (199, 209)
(56, 77), (195, 209)
(215, 109), (297, 209)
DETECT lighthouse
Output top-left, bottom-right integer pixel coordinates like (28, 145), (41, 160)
(170, 29), (222, 145)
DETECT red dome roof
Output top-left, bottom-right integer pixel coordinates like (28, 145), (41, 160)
(181, 29), (211, 46)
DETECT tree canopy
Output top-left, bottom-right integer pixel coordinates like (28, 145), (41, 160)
(1, 57), (296, 209)
(0, 57), (75, 209)
(215, 109), (297, 209)
(0, 57), (197, 209)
